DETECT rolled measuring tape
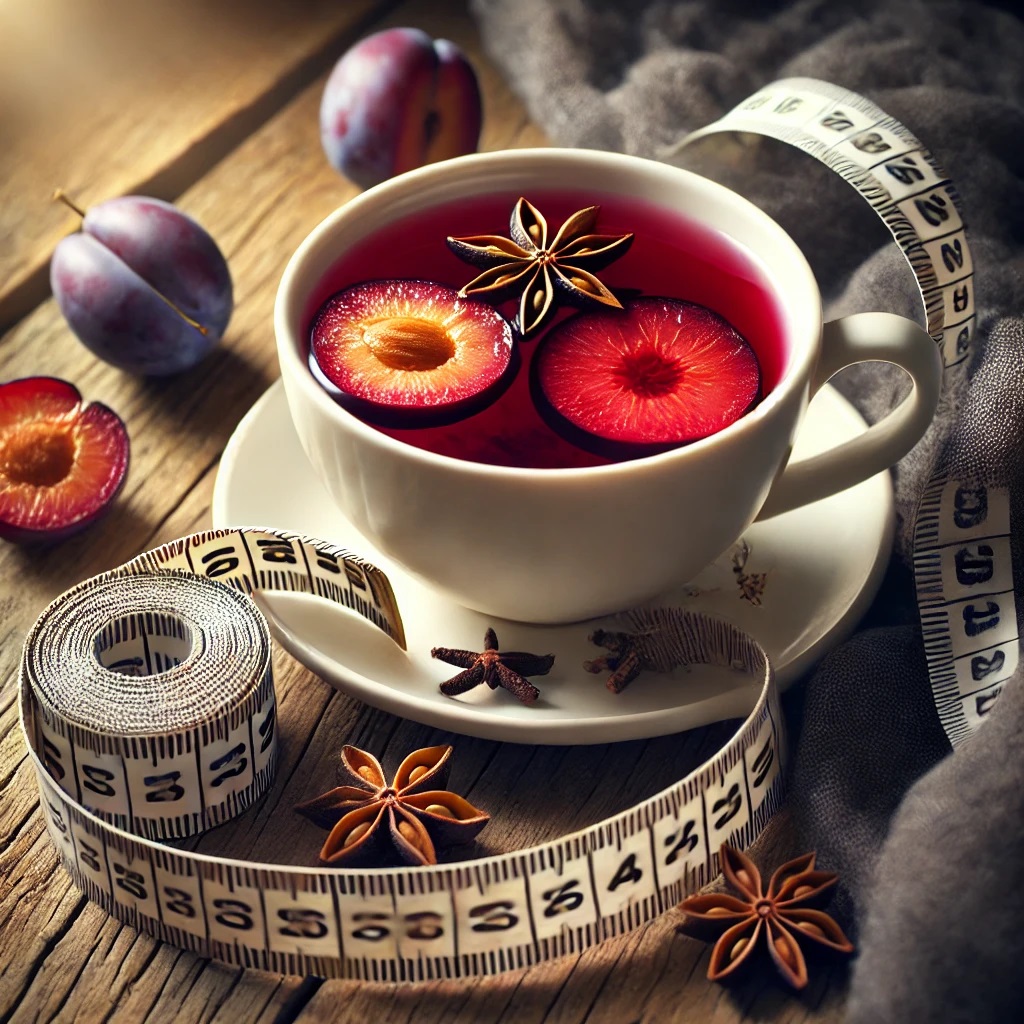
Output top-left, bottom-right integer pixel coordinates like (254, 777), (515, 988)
(25, 569), (276, 841)
(671, 77), (1018, 745)
(21, 528), (404, 845)
(20, 529), (783, 981)
(20, 78), (1012, 981)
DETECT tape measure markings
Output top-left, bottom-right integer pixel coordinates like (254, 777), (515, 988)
(24, 528), (405, 842)
(674, 77), (1014, 746)
(26, 576), (269, 840)
(22, 572), (783, 980)
(135, 528), (406, 650)
(913, 476), (1018, 742)
(677, 78), (976, 369)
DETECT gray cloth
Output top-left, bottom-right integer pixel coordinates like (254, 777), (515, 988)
(469, 1), (1024, 1019)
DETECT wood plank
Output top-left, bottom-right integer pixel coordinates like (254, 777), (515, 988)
(0, 0), (394, 332)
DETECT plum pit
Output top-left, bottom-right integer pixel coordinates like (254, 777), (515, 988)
(362, 316), (456, 371)
(1, 425), (76, 487)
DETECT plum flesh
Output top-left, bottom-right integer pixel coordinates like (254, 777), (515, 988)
(0, 377), (129, 543)
(51, 196), (232, 376)
(320, 27), (482, 190)
(534, 297), (761, 456)
(311, 280), (515, 426)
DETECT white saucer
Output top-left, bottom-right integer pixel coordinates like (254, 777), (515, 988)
(212, 380), (893, 744)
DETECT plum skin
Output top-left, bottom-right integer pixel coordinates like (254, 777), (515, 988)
(320, 27), (482, 189)
(51, 197), (233, 376)
(0, 376), (130, 544)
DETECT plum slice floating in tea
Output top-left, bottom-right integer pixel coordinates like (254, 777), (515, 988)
(533, 297), (761, 455)
(310, 279), (515, 425)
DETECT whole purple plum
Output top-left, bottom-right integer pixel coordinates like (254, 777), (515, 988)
(51, 196), (233, 376)
(320, 27), (482, 189)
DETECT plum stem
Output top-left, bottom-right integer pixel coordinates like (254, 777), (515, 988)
(52, 188), (87, 218)
(52, 187), (208, 336)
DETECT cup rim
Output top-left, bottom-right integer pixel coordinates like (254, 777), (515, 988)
(275, 147), (822, 480)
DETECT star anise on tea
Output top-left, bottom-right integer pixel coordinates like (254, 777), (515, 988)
(678, 843), (854, 989)
(432, 627), (555, 704)
(447, 197), (634, 337)
(294, 744), (489, 867)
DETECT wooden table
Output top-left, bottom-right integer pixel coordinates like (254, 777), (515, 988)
(0, 1), (848, 1019)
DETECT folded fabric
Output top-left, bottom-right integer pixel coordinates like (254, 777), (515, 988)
(470, 1), (1024, 1019)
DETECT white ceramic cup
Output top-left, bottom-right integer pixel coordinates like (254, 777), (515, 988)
(276, 148), (942, 623)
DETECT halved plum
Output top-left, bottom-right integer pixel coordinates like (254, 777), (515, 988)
(0, 377), (130, 543)
(311, 279), (516, 426)
(533, 297), (761, 458)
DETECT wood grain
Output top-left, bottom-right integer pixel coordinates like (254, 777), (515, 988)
(0, 0), (394, 333)
(0, 0), (849, 1020)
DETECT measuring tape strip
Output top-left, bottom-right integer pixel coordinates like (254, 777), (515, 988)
(20, 537), (783, 980)
(671, 77), (1018, 745)
(671, 77), (975, 370)
(912, 476), (1018, 742)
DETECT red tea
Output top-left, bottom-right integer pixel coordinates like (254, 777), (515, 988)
(307, 189), (786, 469)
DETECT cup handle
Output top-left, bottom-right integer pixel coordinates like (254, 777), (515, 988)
(755, 311), (943, 520)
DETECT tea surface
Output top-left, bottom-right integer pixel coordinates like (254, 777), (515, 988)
(309, 189), (786, 469)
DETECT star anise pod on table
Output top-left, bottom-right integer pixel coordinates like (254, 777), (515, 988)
(447, 197), (634, 337)
(294, 744), (489, 867)
(678, 844), (854, 989)
(432, 627), (555, 704)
